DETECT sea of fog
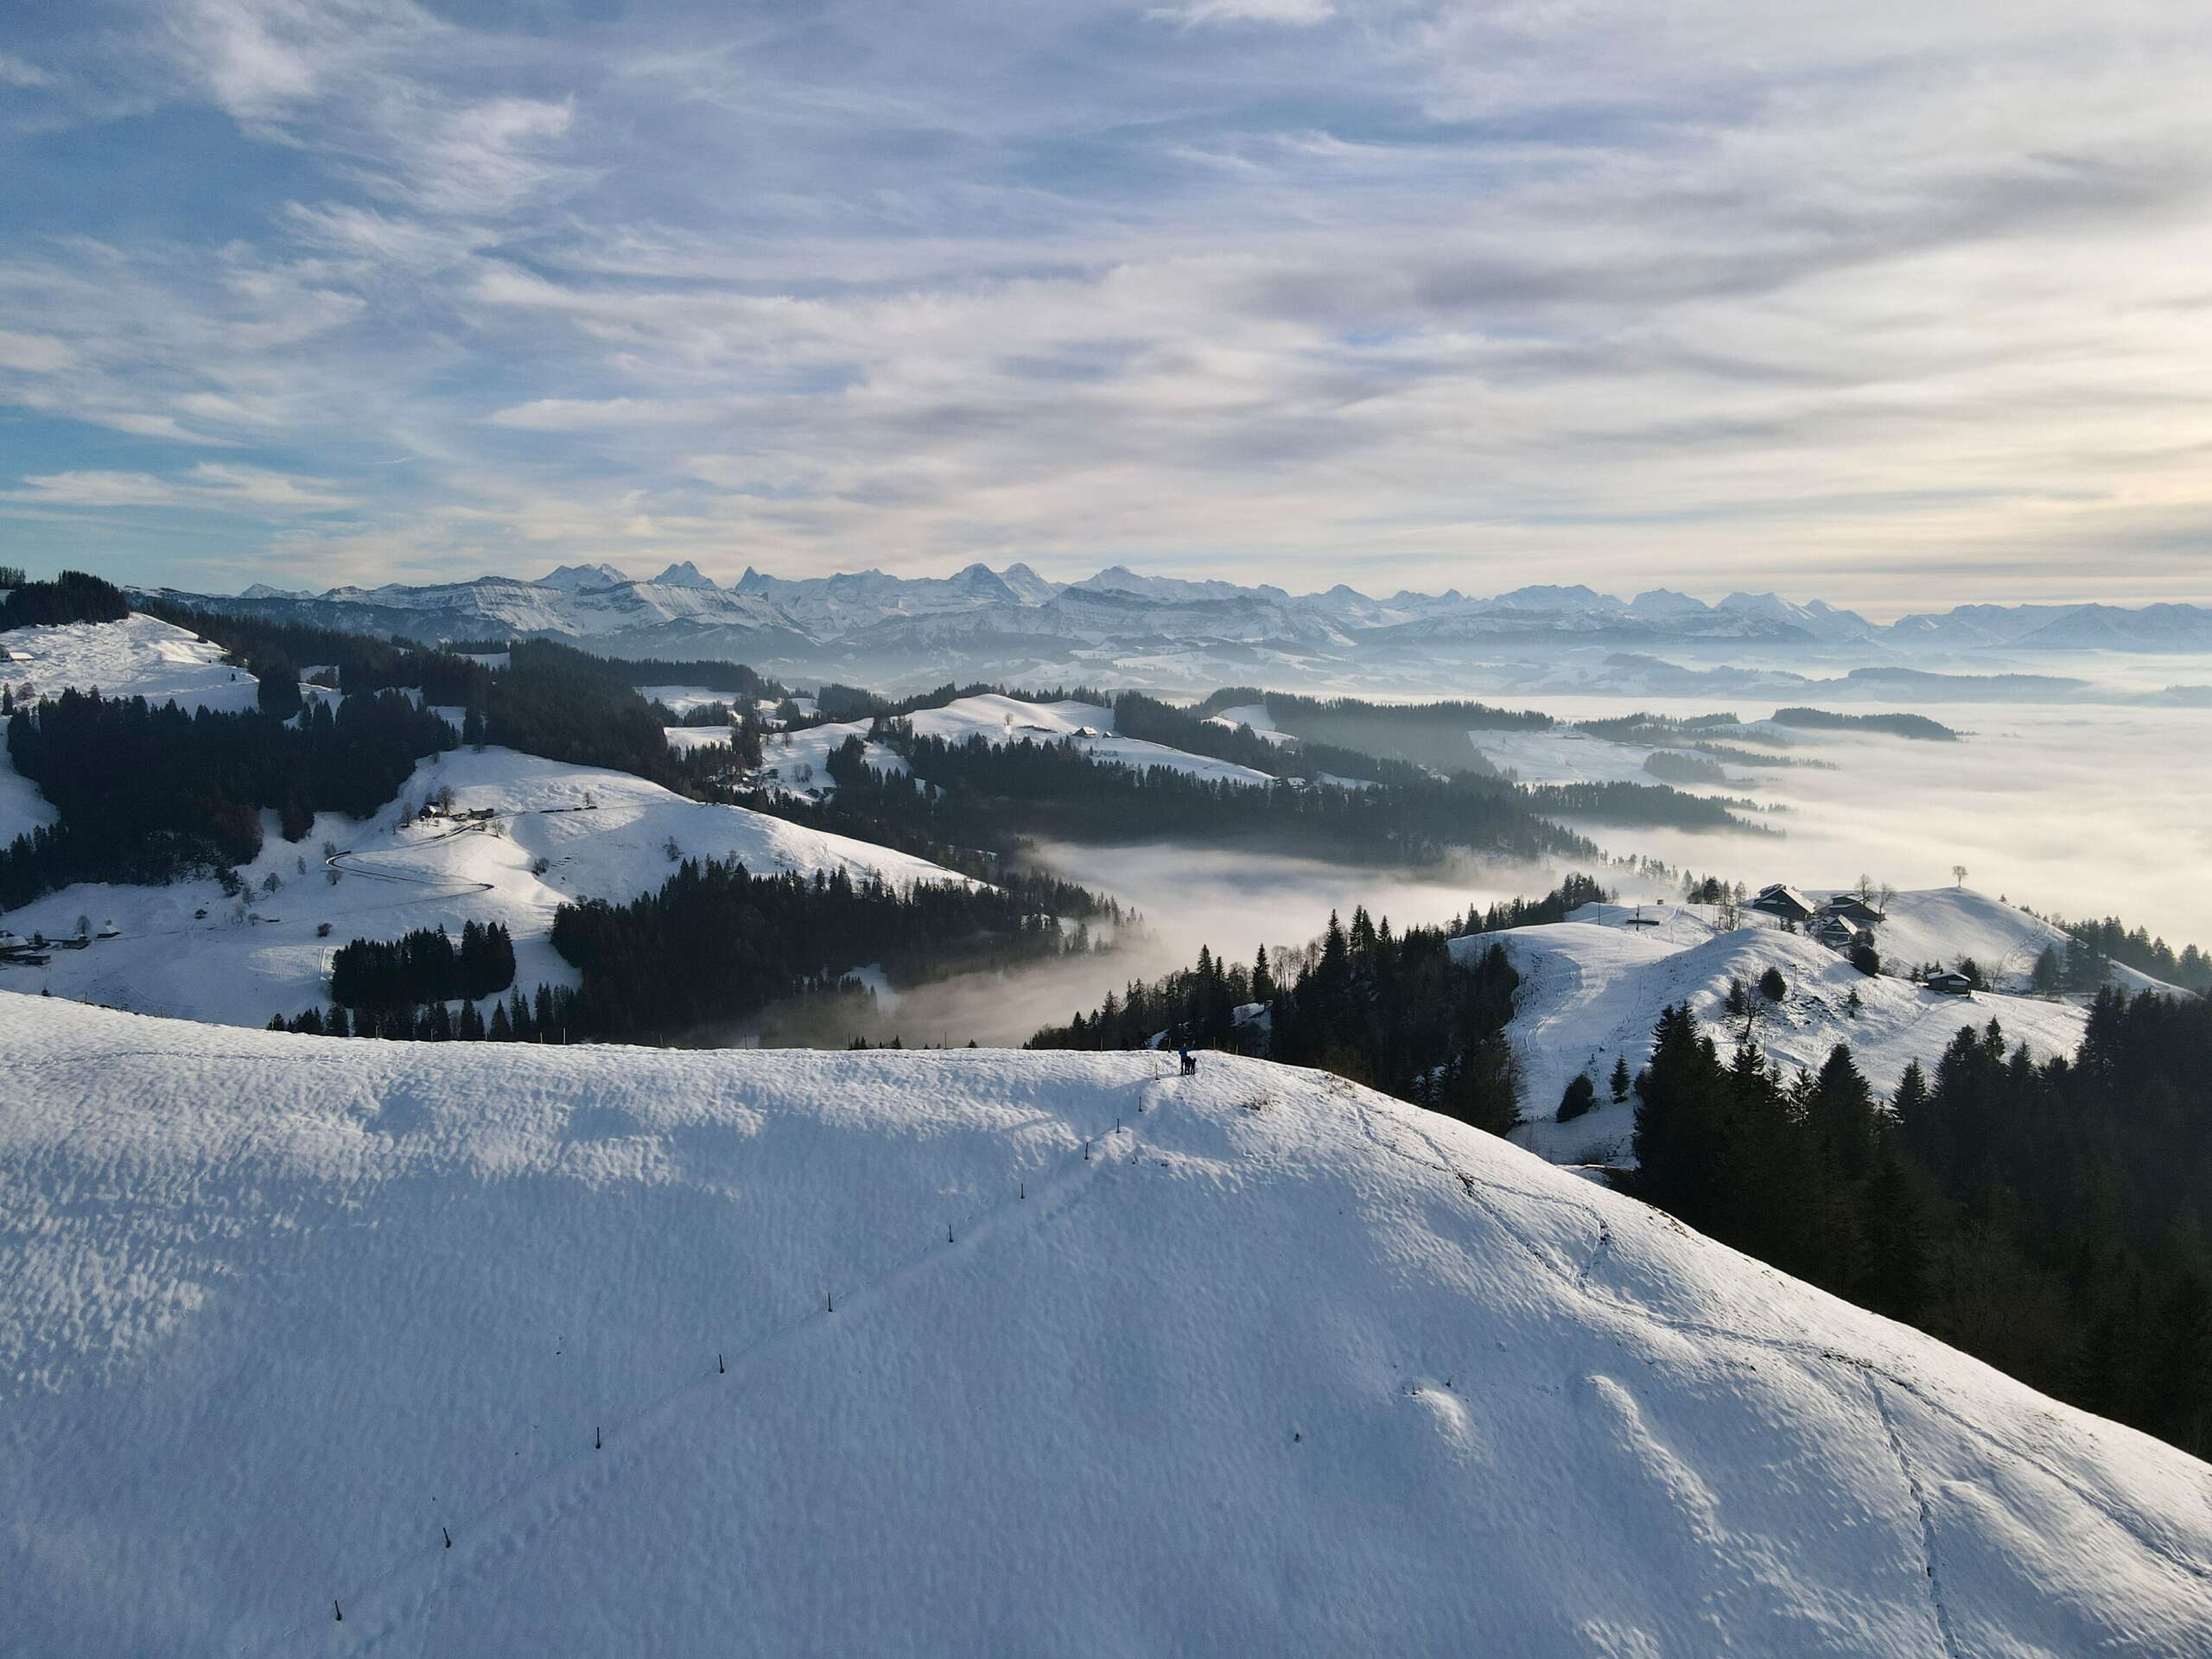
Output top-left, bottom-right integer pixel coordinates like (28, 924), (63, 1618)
(1513, 694), (2212, 946)
(748, 693), (2209, 1048)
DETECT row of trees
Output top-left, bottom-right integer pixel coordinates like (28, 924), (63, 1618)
(542, 860), (1104, 1044)
(273, 984), (583, 1043)
(137, 597), (498, 708)
(281, 858), (1119, 1046)
(2060, 917), (2212, 992)
(1627, 991), (2212, 1458)
(1194, 687), (1552, 777)
(802, 728), (1594, 870)
(2, 690), (454, 907)
(1028, 880), (1610, 1135)
(0, 570), (130, 630)
(329, 921), (516, 1009)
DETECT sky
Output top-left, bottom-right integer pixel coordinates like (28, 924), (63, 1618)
(4, 2), (2212, 613)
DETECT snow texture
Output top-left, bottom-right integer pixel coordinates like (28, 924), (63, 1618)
(0, 746), (972, 1029)
(1470, 892), (2098, 1166)
(3, 994), (2209, 1655)
(0, 613), (261, 841)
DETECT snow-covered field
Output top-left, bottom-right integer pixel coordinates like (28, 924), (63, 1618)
(1469, 728), (1701, 787)
(661, 724), (741, 755)
(638, 683), (743, 718)
(0, 613), (261, 842)
(1204, 702), (1295, 745)
(1465, 890), (2098, 1166)
(5, 995), (2208, 1654)
(0, 747), (970, 1029)
(0, 613), (259, 715)
(753, 719), (910, 797)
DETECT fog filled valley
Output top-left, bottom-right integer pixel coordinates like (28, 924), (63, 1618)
(9, 568), (2212, 1651)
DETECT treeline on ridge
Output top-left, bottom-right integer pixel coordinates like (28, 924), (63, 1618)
(1, 689), (454, 906)
(329, 921), (516, 1009)
(1626, 992), (2212, 1458)
(1030, 877), (1611, 1136)
(0, 570), (130, 631)
(781, 725), (1594, 870)
(278, 857), (1122, 1046)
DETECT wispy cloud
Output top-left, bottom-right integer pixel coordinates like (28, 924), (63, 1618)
(1, 462), (357, 511)
(3, 0), (2212, 608)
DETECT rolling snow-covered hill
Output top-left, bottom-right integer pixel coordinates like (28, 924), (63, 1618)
(4, 995), (2209, 1654)
(0, 613), (265, 842)
(1471, 891), (2099, 1166)
(0, 746), (971, 1028)
(750, 693), (1281, 802)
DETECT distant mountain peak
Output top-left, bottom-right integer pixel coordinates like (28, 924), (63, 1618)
(650, 561), (718, 590)
(538, 563), (631, 594)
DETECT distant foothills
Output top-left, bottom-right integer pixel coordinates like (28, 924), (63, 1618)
(118, 561), (2212, 696)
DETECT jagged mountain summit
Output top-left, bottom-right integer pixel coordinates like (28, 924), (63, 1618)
(130, 564), (2212, 695)
(7, 994), (2210, 1653)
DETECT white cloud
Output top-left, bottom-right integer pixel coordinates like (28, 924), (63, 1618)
(2, 463), (357, 512)
(0, 53), (56, 89)
(6, 0), (2212, 608)
(484, 397), (729, 431)
(0, 331), (76, 372)
(1147, 0), (1334, 25)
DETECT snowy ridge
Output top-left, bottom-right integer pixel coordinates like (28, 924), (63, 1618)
(0, 746), (971, 1028)
(1466, 893), (2100, 1166)
(0, 613), (265, 843)
(4, 995), (2209, 1653)
(753, 693), (1278, 800)
(0, 613), (259, 715)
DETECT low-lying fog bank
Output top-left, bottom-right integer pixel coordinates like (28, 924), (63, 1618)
(1522, 694), (2212, 943)
(734, 843), (1551, 1049)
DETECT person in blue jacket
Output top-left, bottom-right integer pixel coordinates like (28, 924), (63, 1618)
(1178, 1045), (1197, 1076)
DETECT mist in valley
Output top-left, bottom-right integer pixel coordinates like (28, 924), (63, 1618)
(1522, 695), (2212, 945)
(729, 685), (2212, 1051)
(739, 842), (1557, 1050)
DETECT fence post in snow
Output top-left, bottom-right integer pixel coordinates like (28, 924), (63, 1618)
(443, 1526), (452, 1548)
(594, 1426), (601, 1451)
(334, 1600), (342, 1622)
(718, 1353), (725, 1375)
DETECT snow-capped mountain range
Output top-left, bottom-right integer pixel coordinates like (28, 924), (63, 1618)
(147, 562), (2212, 694)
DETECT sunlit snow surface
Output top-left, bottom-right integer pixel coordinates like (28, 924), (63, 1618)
(0, 614), (259, 841)
(1484, 891), (2100, 1166)
(750, 694), (1280, 800)
(3, 995), (2209, 1654)
(0, 746), (970, 1028)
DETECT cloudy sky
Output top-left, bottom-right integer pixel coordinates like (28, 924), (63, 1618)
(3, 1), (2211, 611)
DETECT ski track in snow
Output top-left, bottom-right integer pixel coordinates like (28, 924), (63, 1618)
(1319, 1078), (2212, 1601)
(259, 1072), (1184, 1658)
(281, 1061), (2212, 1653)
(10, 1004), (2212, 1654)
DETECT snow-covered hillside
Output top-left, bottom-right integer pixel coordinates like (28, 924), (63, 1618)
(5, 996), (2209, 1654)
(0, 613), (263, 842)
(0, 747), (970, 1028)
(753, 693), (1278, 800)
(1471, 892), (2099, 1166)
(0, 612), (259, 715)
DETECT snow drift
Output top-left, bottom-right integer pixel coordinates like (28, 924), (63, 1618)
(4, 995), (2209, 1654)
